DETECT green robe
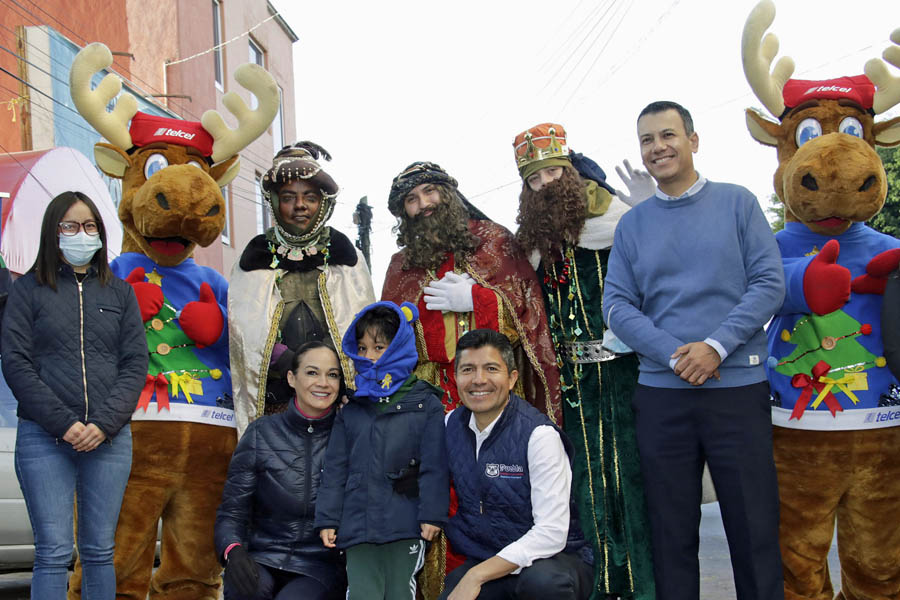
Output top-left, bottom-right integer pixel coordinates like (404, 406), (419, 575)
(538, 245), (655, 600)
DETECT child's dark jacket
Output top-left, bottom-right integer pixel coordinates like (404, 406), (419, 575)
(314, 301), (449, 548)
(313, 378), (449, 548)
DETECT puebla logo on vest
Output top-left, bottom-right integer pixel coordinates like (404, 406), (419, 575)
(485, 463), (524, 479)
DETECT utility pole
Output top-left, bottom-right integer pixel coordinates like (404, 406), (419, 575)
(352, 196), (372, 269)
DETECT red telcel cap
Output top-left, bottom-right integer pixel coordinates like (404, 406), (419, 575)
(782, 75), (875, 111)
(128, 112), (214, 157)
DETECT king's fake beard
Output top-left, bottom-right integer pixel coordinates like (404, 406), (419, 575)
(397, 196), (479, 271)
(516, 167), (587, 264)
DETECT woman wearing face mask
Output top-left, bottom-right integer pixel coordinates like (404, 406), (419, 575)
(215, 341), (346, 600)
(1, 191), (147, 599)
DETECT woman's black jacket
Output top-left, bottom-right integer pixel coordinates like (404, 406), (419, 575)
(1, 266), (147, 438)
(215, 399), (342, 584)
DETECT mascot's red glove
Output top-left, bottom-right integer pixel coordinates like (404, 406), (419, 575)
(125, 267), (163, 322)
(851, 248), (900, 295)
(803, 240), (850, 315)
(179, 282), (224, 348)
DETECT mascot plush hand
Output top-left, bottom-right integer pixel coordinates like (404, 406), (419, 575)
(742, 3), (900, 598)
(65, 42), (278, 600)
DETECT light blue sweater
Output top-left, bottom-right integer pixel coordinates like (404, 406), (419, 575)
(603, 181), (785, 389)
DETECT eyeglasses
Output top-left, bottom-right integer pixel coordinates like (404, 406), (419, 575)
(58, 221), (100, 236)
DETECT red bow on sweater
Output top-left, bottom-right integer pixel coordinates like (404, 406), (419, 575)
(136, 373), (170, 412)
(789, 360), (843, 420)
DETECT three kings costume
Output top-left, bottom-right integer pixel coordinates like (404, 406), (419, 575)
(514, 123), (655, 600)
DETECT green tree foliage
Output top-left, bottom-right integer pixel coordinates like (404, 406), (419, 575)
(766, 194), (784, 233)
(869, 146), (900, 237)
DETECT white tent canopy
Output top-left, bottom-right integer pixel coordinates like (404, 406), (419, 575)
(0, 147), (122, 275)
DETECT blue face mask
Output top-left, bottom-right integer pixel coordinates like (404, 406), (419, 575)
(59, 232), (103, 267)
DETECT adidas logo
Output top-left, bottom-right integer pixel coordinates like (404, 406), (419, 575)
(153, 126), (196, 140)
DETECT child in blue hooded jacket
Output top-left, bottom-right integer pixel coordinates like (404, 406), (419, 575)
(315, 301), (449, 600)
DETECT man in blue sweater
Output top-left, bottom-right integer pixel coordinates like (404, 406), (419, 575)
(603, 101), (786, 600)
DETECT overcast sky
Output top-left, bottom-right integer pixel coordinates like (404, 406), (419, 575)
(270, 0), (900, 291)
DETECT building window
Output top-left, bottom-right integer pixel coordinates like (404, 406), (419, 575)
(272, 85), (284, 155)
(248, 39), (263, 109)
(255, 175), (272, 234)
(221, 185), (231, 245)
(212, 0), (224, 89)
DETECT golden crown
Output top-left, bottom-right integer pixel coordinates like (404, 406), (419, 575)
(513, 123), (569, 169)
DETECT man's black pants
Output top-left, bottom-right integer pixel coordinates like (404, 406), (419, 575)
(438, 552), (592, 599)
(632, 381), (784, 600)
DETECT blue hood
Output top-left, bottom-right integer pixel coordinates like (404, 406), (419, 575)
(342, 301), (420, 399)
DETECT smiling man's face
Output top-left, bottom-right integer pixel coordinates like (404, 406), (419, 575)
(638, 108), (699, 196)
(456, 345), (519, 427)
(403, 182), (444, 219)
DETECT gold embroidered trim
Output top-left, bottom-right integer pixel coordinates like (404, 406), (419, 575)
(571, 248), (594, 339)
(318, 270), (355, 390)
(466, 264), (555, 423)
(589, 364), (612, 592)
(574, 381), (605, 592)
(256, 299), (284, 422)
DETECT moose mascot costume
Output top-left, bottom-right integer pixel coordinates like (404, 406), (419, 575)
(65, 43), (278, 599)
(742, 3), (900, 599)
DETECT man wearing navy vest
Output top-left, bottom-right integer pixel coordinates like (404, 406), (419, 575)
(439, 329), (591, 600)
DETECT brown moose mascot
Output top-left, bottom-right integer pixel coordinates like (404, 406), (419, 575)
(65, 42), (278, 600)
(743, 2), (900, 599)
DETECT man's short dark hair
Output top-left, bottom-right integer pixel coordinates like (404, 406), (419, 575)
(355, 305), (400, 345)
(638, 101), (694, 135)
(456, 329), (516, 374)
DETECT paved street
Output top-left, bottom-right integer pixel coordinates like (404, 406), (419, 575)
(700, 502), (840, 599)
(0, 505), (841, 599)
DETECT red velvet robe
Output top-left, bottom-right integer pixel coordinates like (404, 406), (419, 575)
(382, 220), (562, 424)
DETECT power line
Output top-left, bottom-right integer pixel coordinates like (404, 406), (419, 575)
(1, 2), (289, 170)
(536, 0), (603, 75)
(572, 0), (682, 110)
(559, 0), (634, 113)
(537, 0), (616, 96)
(547, 0), (620, 95)
(0, 40), (282, 174)
(0, 40), (74, 88)
(0, 138), (54, 197)
(0, 83), (104, 139)
(1, 0), (164, 97)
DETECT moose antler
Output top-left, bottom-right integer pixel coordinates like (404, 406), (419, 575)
(741, 0), (795, 118)
(69, 43), (137, 150)
(866, 28), (900, 115)
(201, 64), (279, 164)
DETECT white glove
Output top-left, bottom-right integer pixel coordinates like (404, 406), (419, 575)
(423, 272), (475, 313)
(614, 159), (655, 207)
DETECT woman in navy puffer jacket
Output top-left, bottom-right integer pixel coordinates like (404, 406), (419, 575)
(215, 340), (346, 600)
(2, 191), (147, 600)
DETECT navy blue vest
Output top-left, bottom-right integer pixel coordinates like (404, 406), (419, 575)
(445, 394), (585, 561)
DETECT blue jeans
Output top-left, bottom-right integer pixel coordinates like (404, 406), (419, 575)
(14, 418), (132, 600)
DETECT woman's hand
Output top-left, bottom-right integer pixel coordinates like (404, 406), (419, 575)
(320, 528), (337, 548)
(71, 423), (106, 452)
(62, 422), (86, 445)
